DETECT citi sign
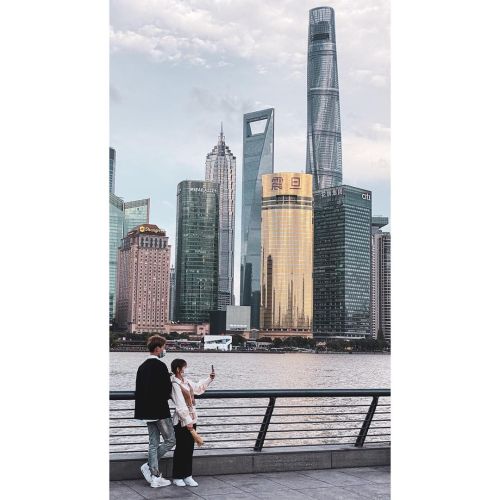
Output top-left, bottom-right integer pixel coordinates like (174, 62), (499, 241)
(362, 193), (371, 200)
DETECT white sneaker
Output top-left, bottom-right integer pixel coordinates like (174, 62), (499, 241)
(150, 474), (171, 488)
(173, 479), (186, 487)
(140, 463), (152, 484)
(183, 476), (198, 487)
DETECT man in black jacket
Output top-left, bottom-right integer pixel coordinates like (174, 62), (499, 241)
(135, 335), (176, 488)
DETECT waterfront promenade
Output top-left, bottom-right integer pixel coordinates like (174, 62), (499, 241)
(110, 465), (390, 499)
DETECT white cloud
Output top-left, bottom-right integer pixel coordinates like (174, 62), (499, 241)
(111, 0), (390, 85)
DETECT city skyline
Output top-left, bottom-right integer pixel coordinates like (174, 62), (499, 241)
(110, 1), (390, 301)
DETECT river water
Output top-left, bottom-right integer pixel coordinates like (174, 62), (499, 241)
(110, 352), (390, 390)
(110, 352), (390, 452)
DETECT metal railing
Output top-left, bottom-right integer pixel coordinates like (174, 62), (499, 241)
(110, 389), (390, 454)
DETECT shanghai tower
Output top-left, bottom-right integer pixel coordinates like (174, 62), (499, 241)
(306, 6), (343, 191)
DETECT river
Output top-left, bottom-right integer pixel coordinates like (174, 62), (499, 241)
(110, 351), (390, 390)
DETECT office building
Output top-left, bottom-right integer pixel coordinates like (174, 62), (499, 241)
(240, 108), (274, 328)
(313, 186), (372, 338)
(209, 305), (251, 336)
(175, 180), (219, 323)
(109, 193), (125, 323)
(306, 6), (343, 191)
(109, 147), (116, 194)
(169, 266), (176, 321)
(115, 224), (171, 333)
(108, 147), (150, 324)
(205, 124), (236, 309)
(124, 199), (150, 235)
(260, 173), (313, 336)
(371, 217), (391, 343)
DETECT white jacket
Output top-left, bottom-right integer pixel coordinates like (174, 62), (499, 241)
(170, 375), (212, 427)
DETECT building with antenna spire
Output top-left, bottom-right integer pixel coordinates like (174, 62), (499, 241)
(205, 124), (237, 309)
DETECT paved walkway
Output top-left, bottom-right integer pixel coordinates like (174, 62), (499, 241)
(110, 466), (390, 499)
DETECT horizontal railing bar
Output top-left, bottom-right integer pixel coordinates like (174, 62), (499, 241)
(111, 389), (390, 400)
(109, 403), (391, 412)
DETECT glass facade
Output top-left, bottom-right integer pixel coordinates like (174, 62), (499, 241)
(240, 108), (274, 328)
(313, 186), (372, 338)
(109, 195), (149, 324)
(371, 225), (391, 343)
(109, 193), (124, 322)
(124, 198), (150, 235)
(306, 7), (343, 191)
(205, 126), (236, 310)
(175, 180), (219, 323)
(260, 173), (313, 333)
(109, 147), (116, 194)
(169, 266), (176, 321)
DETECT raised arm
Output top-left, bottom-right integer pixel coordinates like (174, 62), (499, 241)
(189, 376), (213, 396)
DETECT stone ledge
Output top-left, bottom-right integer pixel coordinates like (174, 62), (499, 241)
(110, 444), (390, 481)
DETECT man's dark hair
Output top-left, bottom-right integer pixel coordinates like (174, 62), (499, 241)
(147, 335), (166, 353)
(171, 358), (187, 375)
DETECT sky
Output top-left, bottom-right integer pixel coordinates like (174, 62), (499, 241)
(110, 0), (390, 300)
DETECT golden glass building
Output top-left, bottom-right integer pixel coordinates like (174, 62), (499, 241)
(260, 172), (313, 336)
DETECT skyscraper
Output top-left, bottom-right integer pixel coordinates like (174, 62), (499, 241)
(109, 147), (116, 194)
(124, 198), (150, 235)
(371, 217), (391, 343)
(260, 173), (313, 336)
(313, 186), (372, 338)
(175, 180), (219, 323)
(205, 125), (236, 310)
(169, 266), (176, 321)
(306, 6), (343, 191)
(108, 148), (150, 324)
(240, 108), (274, 328)
(109, 193), (125, 323)
(115, 224), (171, 333)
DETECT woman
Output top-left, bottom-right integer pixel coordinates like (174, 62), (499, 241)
(170, 358), (215, 487)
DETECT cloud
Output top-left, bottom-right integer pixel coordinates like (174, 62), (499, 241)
(110, 0), (390, 85)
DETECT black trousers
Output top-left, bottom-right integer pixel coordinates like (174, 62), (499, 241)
(172, 423), (196, 479)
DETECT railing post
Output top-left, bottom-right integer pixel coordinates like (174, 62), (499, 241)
(254, 397), (276, 451)
(355, 396), (378, 447)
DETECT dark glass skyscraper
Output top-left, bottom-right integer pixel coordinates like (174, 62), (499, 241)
(240, 108), (274, 328)
(109, 147), (116, 194)
(205, 125), (236, 310)
(371, 217), (391, 343)
(175, 180), (219, 323)
(313, 186), (372, 338)
(306, 7), (343, 191)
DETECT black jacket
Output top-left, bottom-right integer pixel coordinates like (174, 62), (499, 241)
(134, 358), (172, 420)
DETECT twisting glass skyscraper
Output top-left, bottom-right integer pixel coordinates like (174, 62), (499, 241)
(306, 6), (343, 191)
(240, 108), (274, 328)
(205, 124), (236, 310)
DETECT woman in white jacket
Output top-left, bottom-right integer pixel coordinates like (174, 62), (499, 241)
(170, 358), (215, 487)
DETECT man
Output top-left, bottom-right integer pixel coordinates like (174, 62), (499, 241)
(134, 335), (176, 488)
